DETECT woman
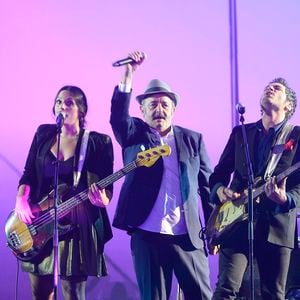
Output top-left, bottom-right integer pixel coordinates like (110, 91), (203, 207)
(14, 85), (114, 299)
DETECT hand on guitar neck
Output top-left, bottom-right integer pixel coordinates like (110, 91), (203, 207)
(88, 183), (111, 207)
(216, 186), (241, 204)
(264, 176), (288, 205)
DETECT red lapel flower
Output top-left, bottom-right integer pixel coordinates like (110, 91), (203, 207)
(284, 139), (295, 151)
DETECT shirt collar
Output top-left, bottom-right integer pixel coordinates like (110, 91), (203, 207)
(149, 126), (174, 138)
(256, 119), (286, 133)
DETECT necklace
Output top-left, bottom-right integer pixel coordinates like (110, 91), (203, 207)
(60, 134), (79, 139)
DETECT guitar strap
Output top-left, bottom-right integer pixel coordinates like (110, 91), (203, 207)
(264, 123), (294, 180)
(73, 129), (90, 188)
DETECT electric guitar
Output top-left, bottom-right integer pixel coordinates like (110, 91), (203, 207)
(5, 145), (171, 262)
(206, 161), (300, 248)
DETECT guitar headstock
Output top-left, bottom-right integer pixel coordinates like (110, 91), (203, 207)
(136, 145), (171, 167)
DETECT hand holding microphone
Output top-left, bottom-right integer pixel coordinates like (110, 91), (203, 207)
(112, 51), (147, 69)
(113, 51), (147, 87)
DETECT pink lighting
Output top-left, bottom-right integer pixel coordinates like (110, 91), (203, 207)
(1, 1), (300, 298)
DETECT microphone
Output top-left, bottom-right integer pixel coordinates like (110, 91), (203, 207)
(236, 103), (246, 114)
(112, 53), (147, 67)
(56, 112), (66, 127)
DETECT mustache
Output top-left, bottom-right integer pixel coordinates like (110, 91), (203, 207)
(152, 113), (165, 120)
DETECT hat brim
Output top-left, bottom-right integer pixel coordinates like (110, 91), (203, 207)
(136, 91), (179, 106)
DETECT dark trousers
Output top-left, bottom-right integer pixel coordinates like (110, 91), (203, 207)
(28, 273), (87, 300)
(131, 229), (212, 300)
(212, 239), (292, 300)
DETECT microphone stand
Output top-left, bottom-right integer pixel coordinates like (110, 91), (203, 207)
(53, 120), (63, 299)
(239, 110), (255, 300)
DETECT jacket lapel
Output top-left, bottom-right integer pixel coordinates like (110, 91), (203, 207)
(245, 123), (257, 168)
(173, 126), (183, 161)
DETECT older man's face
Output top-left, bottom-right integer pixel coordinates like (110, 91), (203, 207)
(140, 94), (175, 135)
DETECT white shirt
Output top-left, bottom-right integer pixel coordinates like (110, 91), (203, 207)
(139, 128), (188, 235)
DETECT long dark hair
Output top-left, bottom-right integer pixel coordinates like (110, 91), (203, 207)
(52, 85), (88, 128)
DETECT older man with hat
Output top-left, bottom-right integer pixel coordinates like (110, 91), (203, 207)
(110, 51), (213, 300)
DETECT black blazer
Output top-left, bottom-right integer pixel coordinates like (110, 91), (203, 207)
(19, 124), (114, 244)
(210, 122), (300, 248)
(110, 87), (213, 249)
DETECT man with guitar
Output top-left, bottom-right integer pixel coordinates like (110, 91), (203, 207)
(13, 86), (114, 299)
(209, 78), (300, 299)
(110, 51), (213, 300)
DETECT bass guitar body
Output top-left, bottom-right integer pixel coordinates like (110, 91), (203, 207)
(5, 207), (72, 262)
(5, 183), (73, 262)
(5, 145), (172, 262)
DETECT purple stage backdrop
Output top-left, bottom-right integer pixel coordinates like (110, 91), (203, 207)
(1, 1), (299, 299)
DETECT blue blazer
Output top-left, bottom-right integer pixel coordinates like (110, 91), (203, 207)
(110, 87), (213, 249)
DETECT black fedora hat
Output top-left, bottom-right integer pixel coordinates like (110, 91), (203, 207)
(136, 79), (180, 106)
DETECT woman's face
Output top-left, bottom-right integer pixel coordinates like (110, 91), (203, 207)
(54, 90), (80, 127)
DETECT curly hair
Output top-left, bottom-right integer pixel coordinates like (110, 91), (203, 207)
(269, 77), (297, 119)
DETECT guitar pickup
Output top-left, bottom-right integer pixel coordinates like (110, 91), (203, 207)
(8, 231), (21, 249)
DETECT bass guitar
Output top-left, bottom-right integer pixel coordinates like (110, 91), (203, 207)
(5, 145), (171, 262)
(206, 161), (300, 248)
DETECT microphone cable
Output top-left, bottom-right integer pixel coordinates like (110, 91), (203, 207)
(15, 258), (20, 300)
